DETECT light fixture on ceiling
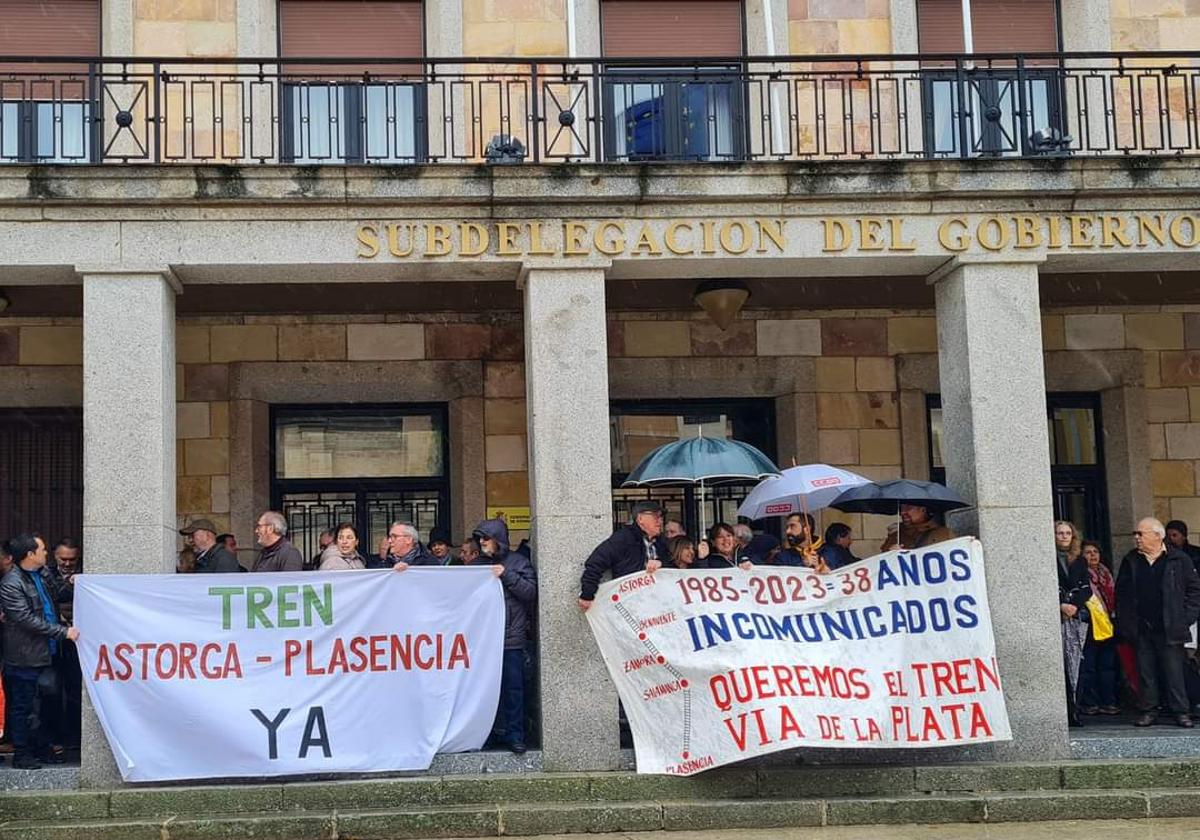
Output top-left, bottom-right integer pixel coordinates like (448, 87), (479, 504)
(693, 280), (750, 331)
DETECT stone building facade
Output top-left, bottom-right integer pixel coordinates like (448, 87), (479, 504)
(1, 0), (1199, 788)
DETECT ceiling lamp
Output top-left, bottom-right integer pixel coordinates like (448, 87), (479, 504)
(693, 281), (750, 331)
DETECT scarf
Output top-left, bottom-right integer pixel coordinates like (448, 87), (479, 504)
(1088, 563), (1116, 613)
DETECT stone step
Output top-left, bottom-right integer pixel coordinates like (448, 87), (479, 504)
(4, 759), (1200, 821)
(7, 788), (1200, 840)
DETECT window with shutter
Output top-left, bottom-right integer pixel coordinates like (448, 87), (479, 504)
(600, 0), (746, 162)
(916, 0), (1064, 158)
(278, 0), (426, 163)
(0, 0), (100, 162)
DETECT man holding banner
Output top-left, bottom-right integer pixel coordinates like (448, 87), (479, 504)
(473, 518), (537, 753)
(579, 501), (667, 612)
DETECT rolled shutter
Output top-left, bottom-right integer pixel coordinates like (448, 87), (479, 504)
(0, 0), (99, 77)
(971, 0), (1058, 53)
(916, 0), (965, 54)
(279, 0), (424, 77)
(917, 0), (1058, 55)
(602, 0), (743, 58)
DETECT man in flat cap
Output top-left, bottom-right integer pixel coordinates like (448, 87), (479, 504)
(180, 518), (243, 573)
(578, 500), (667, 611)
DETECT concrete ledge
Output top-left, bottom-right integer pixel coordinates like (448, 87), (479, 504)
(1061, 760), (1200, 790)
(499, 802), (663, 835)
(661, 799), (823, 830)
(4, 159), (1200, 208)
(587, 770), (759, 801)
(982, 791), (1149, 822)
(108, 784), (282, 818)
(335, 806), (500, 838)
(915, 764), (1061, 793)
(824, 794), (985, 825)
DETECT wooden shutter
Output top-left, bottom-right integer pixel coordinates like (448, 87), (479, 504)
(602, 0), (743, 58)
(918, 0), (1058, 55)
(0, 0), (100, 77)
(279, 0), (424, 76)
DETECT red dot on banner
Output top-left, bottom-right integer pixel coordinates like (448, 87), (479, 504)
(638, 633), (646, 641)
(680, 679), (690, 688)
(611, 594), (619, 602)
(682, 751), (690, 759)
(657, 656), (665, 664)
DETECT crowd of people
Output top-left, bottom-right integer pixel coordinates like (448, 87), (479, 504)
(6, 503), (1200, 770)
(578, 500), (953, 608)
(1058, 517), (1200, 729)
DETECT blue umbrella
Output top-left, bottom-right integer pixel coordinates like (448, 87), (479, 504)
(622, 435), (780, 535)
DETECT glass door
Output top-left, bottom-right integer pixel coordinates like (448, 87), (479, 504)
(270, 404), (450, 563)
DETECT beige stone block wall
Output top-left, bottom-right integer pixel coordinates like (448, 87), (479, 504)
(1099, 309), (1200, 529)
(460, 0), (568, 161)
(132, 0), (239, 162)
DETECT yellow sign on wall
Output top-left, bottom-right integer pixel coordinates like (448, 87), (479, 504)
(486, 506), (531, 531)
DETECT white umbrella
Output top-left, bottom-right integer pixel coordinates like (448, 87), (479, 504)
(736, 464), (871, 521)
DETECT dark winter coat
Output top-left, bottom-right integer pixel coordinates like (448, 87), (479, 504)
(580, 523), (668, 601)
(1116, 546), (1200, 644)
(0, 565), (68, 668)
(383, 542), (440, 569)
(1058, 549), (1092, 610)
(819, 542), (859, 570)
(195, 543), (243, 574)
(253, 537), (304, 573)
(475, 518), (537, 650)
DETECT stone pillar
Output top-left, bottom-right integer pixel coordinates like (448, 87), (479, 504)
(930, 256), (1070, 761)
(78, 268), (179, 787)
(523, 265), (621, 772)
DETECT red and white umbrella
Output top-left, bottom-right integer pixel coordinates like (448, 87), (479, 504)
(736, 464), (870, 520)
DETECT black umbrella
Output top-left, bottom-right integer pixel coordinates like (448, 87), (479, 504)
(829, 479), (969, 515)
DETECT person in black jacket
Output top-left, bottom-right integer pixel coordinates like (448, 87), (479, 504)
(578, 501), (667, 610)
(181, 519), (243, 573)
(474, 518), (537, 753)
(1057, 520), (1091, 727)
(0, 534), (80, 769)
(1166, 520), (1200, 573)
(1116, 517), (1200, 728)
(382, 522), (440, 571)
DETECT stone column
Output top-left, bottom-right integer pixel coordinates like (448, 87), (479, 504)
(930, 256), (1070, 761)
(523, 265), (621, 772)
(77, 268), (179, 787)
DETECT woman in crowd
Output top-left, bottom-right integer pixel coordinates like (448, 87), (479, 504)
(176, 547), (195, 574)
(1056, 520), (1091, 726)
(819, 523), (859, 570)
(319, 522), (366, 571)
(698, 523), (753, 570)
(1077, 539), (1120, 716)
(667, 535), (697, 569)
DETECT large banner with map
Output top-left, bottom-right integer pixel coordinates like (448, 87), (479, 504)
(586, 538), (1011, 775)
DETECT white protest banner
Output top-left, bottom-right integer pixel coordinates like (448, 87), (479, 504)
(587, 538), (1011, 775)
(75, 568), (503, 782)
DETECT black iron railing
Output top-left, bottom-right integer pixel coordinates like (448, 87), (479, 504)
(0, 53), (1197, 165)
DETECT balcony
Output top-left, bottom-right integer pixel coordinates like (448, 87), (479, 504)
(0, 52), (1198, 165)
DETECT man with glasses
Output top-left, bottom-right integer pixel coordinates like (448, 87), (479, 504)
(578, 501), (666, 612)
(1116, 517), (1200, 728)
(252, 511), (304, 573)
(383, 522), (439, 571)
